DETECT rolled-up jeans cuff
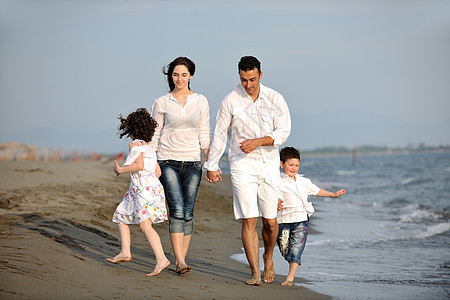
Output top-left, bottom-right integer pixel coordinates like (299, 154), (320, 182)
(169, 217), (193, 235)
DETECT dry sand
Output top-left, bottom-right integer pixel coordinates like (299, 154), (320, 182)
(0, 160), (329, 299)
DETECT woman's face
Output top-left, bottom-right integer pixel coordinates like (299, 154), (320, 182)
(172, 65), (192, 90)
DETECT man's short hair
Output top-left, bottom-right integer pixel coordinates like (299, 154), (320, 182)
(238, 56), (261, 73)
(280, 147), (300, 163)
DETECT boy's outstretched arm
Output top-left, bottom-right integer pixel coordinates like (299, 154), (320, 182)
(316, 188), (347, 198)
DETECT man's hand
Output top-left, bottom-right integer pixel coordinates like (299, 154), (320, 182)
(206, 170), (222, 184)
(239, 139), (260, 154)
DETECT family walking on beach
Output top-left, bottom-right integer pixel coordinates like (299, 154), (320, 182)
(107, 56), (347, 286)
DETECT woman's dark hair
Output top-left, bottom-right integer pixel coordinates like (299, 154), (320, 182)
(280, 147), (301, 163)
(163, 57), (196, 92)
(117, 108), (158, 143)
(238, 56), (261, 74)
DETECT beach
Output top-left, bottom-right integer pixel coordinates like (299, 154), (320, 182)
(0, 160), (328, 299)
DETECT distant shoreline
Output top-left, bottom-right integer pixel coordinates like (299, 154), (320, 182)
(301, 147), (450, 158)
(1, 140), (449, 162)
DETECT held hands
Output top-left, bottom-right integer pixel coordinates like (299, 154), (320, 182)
(332, 189), (347, 198)
(206, 170), (222, 184)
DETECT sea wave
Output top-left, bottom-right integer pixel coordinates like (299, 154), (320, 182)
(413, 223), (450, 239)
(399, 209), (448, 223)
(335, 170), (357, 176)
(308, 222), (450, 247)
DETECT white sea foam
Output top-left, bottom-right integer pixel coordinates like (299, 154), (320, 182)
(336, 170), (357, 176)
(399, 209), (441, 223)
(414, 222), (450, 239)
(401, 177), (416, 185)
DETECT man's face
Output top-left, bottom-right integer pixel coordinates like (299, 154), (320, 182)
(239, 68), (262, 98)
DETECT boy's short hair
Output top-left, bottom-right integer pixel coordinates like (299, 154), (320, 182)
(280, 147), (301, 163)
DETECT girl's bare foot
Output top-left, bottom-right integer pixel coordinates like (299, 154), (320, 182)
(146, 260), (170, 276)
(106, 253), (132, 264)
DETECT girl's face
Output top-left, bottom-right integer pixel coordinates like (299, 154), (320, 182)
(172, 65), (192, 90)
(280, 158), (300, 179)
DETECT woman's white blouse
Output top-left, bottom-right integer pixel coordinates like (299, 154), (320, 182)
(150, 93), (211, 161)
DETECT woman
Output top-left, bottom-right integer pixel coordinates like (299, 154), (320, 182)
(151, 57), (210, 274)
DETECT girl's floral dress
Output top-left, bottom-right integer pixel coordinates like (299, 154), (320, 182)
(112, 140), (167, 225)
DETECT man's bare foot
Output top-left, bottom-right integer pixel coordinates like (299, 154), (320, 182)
(263, 253), (275, 283)
(246, 273), (262, 286)
(281, 280), (293, 286)
(146, 260), (170, 276)
(106, 253), (132, 264)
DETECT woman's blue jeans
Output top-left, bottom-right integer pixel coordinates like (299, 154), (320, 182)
(158, 160), (202, 235)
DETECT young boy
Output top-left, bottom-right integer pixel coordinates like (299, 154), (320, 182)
(277, 147), (346, 286)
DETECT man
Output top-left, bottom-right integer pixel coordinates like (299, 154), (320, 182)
(205, 56), (291, 285)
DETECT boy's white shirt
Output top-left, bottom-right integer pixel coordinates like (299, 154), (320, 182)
(277, 172), (320, 224)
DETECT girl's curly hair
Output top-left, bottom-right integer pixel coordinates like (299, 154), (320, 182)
(117, 108), (158, 142)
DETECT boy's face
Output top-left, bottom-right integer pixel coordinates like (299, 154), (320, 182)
(280, 158), (300, 179)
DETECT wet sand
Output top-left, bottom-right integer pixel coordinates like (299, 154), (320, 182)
(0, 160), (329, 299)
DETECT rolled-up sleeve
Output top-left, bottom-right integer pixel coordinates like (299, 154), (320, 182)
(269, 94), (291, 147)
(150, 99), (164, 151)
(205, 99), (232, 171)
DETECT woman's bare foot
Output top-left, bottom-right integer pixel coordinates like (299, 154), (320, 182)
(263, 253), (275, 283)
(176, 262), (191, 274)
(146, 260), (170, 276)
(246, 272), (262, 286)
(106, 253), (132, 264)
(281, 280), (293, 286)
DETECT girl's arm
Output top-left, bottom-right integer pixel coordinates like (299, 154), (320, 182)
(113, 142), (144, 176)
(316, 188), (347, 198)
(155, 162), (162, 178)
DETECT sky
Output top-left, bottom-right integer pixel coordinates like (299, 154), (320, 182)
(1, 0), (449, 154)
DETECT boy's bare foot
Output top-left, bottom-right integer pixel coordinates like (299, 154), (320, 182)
(246, 272), (261, 286)
(262, 253), (275, 283)
(106, 254), (132, 264)
(146, 260), (170, 276)
(281, 280), (293, 286)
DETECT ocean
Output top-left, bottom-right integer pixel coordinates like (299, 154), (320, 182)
(229, 152), (450, 299)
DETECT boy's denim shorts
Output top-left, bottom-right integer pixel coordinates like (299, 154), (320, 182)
(277, 219), (309, 265)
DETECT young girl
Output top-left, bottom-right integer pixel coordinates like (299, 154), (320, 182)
(107, 107), (170, 276)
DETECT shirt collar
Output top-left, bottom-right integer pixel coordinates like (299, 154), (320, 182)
(281, 172), (304, 182)
(238, 83), (268, 102)
(167, 93), (195, 102)
(258, 83), (269, 101)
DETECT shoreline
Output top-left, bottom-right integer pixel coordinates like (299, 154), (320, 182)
(0, 160), (330, 299)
